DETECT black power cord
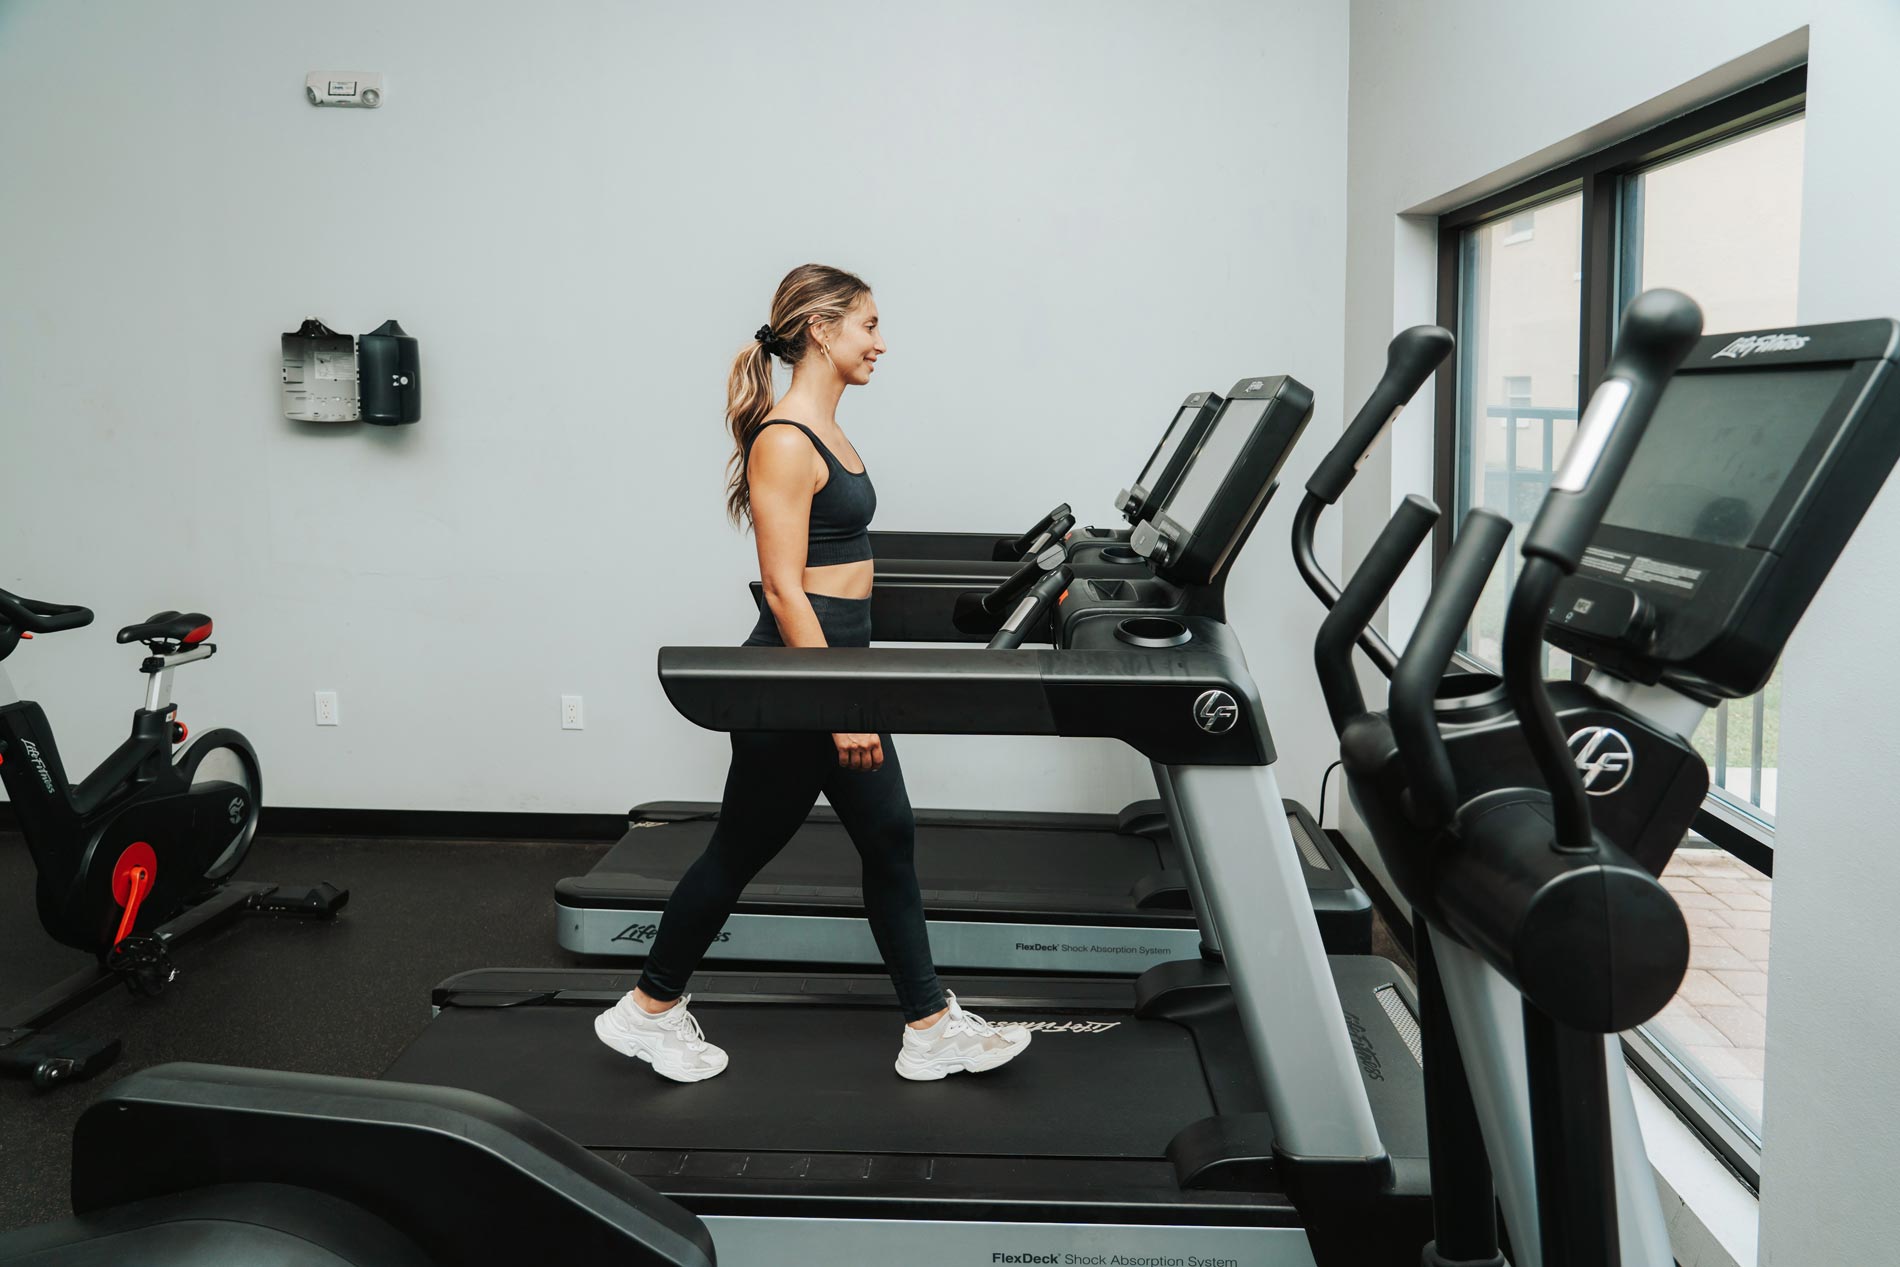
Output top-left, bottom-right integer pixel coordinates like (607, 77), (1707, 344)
(1316, 759), (1343, 829)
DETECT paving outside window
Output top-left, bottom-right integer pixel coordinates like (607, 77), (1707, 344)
(1649, 845), (1772, 1128)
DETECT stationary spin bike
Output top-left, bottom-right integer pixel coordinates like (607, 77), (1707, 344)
(0, 587), (346, 1088)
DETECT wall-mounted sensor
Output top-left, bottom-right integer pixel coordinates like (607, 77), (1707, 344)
(282, 318), (420, 425)
(358, 320), (420, 425)
(306, 72), (384, 108)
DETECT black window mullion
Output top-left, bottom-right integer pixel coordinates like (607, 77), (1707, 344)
(1432, 214), (1463, 571)
(1578, 167), (1621, 403)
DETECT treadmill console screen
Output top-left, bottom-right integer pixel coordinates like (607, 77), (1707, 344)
(1135, 374), (1314, 589)
(1166, 397), (1269, 532)
(1546, 319), (1900, 699)
(1138, 404), (1203, 489)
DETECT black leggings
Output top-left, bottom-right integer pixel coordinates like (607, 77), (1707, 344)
(636, 592), (947, 1021)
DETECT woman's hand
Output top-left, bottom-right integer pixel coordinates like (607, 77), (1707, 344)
(833, 732), (884, 772)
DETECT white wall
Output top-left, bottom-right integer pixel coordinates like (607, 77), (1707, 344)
(0, 0), (1349, 816)
(1345, 1), (1900, 1262)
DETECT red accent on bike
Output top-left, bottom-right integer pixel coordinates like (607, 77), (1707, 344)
(19, 632), (31, 639)
(1058, 589), (1070, 605)
(184, 622), (212, 644)
(173, 722), (189, 744)
(111, 842), (159, 946)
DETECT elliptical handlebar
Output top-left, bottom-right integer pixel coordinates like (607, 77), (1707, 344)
(1292, 325), (1455, 680)
(1389, 509), (1513, 827)
(1305, 325), (1455, 506)
(1523, 291), (1703, 571)
(0, 587), (95, 634)
(1314, 495), (1439, 735)
(1505, 289), (1704, 852)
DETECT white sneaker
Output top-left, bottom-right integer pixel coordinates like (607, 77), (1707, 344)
(895, 992), (1032, 1081)
(594, 993), (729, 1083)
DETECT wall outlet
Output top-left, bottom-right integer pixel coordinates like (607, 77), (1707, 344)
(561, 694), (583, 730)
(314, 691), (339, 726)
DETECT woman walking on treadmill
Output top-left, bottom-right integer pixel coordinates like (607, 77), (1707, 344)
(595, 263), (1031, 1083)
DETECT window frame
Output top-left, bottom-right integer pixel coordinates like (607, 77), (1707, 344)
(1429, 65), (1806, 1187)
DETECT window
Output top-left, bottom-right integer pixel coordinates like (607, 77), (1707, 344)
(1433, 68), (1806, 1177)
(1450, 192), (1582, 673)
(1615, 112), (1804, 1141)
(1622, 114), (1804, 829)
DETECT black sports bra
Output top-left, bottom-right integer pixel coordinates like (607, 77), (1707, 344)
(749, 420), (876, 566)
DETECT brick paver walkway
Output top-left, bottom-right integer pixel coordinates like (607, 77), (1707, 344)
(1650, 844), (1772, 1123)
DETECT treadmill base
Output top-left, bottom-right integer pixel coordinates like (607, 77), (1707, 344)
(702, 1212), (1316, 1266)
(560, 906), (1206, 974)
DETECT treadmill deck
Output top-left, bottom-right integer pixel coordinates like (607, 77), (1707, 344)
(381, 962), (1428, 1230)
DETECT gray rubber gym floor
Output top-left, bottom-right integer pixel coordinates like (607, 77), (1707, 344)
(0, 826), (1407, 1234)
(0, 829), (605, 1232)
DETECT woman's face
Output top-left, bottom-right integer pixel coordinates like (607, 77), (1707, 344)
(815, 293), (885, 386)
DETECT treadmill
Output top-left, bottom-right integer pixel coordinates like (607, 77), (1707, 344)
(556, 334), (1449, 971)
(387, 366), (1443, 1267)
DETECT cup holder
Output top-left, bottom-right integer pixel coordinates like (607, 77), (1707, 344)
(1099, 544), (1144, 565)
(1116, 616), (1191, 648)
(1435, 670), (1505, 710)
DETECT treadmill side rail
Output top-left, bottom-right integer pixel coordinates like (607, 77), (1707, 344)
(659, 646), (1058, 736)
(657, 645), (1271, 765)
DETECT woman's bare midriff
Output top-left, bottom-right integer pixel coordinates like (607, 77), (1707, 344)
(803, 560), (874, 600)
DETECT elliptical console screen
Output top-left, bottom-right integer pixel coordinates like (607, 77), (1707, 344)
(1138, 405), (1201, 488)
(1164, 397), (1269, 532)
(1547, 317), (1900, 700)
(1602, 366), (1851, 548)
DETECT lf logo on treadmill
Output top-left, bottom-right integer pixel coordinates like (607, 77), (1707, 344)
(1569, 726), (1635, 795)
(1193, 690), (1239, 734)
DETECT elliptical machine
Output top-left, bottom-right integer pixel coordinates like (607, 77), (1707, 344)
(0, 588), (346, 1088)
(1316, 293), (1900, 1263)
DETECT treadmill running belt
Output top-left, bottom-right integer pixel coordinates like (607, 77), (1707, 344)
(384, 1004), (1212, 1159)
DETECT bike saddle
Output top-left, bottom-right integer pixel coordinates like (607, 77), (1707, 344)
(117, 611), (213, 647)
(0, 587), (95, 634)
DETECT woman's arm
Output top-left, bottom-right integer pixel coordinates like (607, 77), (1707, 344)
(748, 427), (828, 647)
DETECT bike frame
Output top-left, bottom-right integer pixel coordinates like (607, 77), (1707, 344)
(0, 645), (213, 870)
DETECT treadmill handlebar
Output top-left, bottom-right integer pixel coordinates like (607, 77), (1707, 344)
(1007, 502), (1073, 558)
(1305, 325), (1454, 506)
(988, 564), (1072, 650)
(656, 643), (1272, 765)
(982, 543), (1067, 615)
